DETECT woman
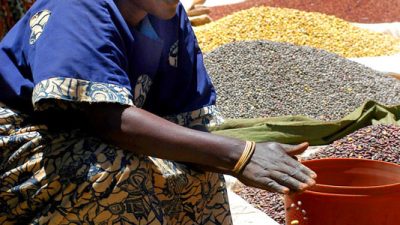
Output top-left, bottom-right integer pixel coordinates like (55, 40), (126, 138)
(0, 0), (316, 224)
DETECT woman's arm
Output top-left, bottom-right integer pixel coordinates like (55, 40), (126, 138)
(85, 103), (241, 171)
(82, 103), (316, 194)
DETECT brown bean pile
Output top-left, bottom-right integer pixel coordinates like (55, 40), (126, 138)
(306, 124), (400, 163)
(236, 124), (400, 224)
(209, 0), (400, 23)
(234, 184), (286, 224)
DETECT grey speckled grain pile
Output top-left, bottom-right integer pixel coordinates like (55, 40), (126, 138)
(204, 41), (400, 120)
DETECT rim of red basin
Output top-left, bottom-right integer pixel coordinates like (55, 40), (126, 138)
(301, 158), (400, 195)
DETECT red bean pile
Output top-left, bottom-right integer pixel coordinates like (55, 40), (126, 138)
(307, 124), (400, 163)
(234, 184), (286, 224)
(235, 124), (400, 224)
(210, 0), (400, 23)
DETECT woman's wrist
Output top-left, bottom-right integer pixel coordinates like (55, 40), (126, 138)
(223, 139), (247, 173)
(232, 141), (256, 174)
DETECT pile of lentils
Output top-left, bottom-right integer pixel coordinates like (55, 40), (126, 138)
(235, 124), (400, 224)
(204, 40), (400, 120)
(194, 6), (400, 57)
(209, 0), (400, 23)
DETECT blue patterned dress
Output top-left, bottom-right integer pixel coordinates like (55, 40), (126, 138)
(0, 0), (232, 224)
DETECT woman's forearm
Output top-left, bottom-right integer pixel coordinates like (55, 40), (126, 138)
(70, 103), (316, 193)
(87, 104), (244, 173)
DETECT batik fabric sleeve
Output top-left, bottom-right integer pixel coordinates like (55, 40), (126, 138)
(28, 0), (134, 111)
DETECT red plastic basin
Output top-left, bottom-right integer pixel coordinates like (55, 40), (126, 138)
(284, 158), (400, 225)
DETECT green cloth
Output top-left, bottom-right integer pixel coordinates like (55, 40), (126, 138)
(210, 101), (400, 145)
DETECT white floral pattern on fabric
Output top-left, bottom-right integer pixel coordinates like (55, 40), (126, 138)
(164, 105), (224, 128)
(169, 40), (179, 67)
(29, 10), (51, 44)
(32, 77), (134, 111)
(134, 74), (153, 108)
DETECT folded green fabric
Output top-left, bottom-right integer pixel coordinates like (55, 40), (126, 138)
(210, 101), (400, 145)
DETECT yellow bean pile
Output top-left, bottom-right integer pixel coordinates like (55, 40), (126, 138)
(194, 6), (400, 57)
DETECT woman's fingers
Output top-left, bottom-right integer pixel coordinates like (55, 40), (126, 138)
(280, 142), (309, 156)
(290, 167), (316, 186)
(271, 158), (316, 190)
(270, 170), (311, 192)
(241, 170), (290, 194)
(298, 162), (317, 179)
(261, 177), (290, 194)
(285, 156), (317, 179)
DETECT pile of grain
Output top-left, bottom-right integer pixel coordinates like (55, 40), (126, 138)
(204, 40), (400, 120)
(195, 7), (400, 57)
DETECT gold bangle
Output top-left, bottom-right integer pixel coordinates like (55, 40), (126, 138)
(232, 141), (256, 174)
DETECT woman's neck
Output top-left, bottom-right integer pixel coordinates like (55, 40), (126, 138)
(116, 0), (147, 27)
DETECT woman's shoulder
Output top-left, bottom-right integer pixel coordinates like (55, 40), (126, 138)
(28, 0), (121, 21)
(23, 0), (131, 38)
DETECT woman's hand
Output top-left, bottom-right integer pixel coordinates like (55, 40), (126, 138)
(235, 142), (317, 194)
